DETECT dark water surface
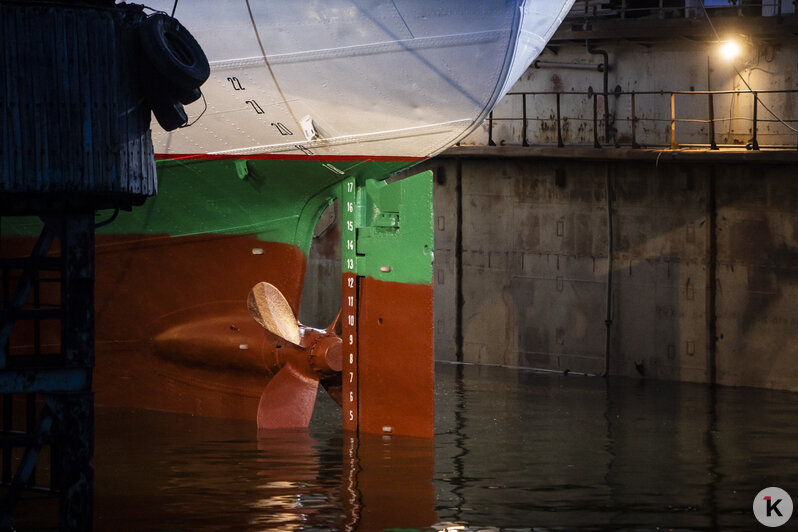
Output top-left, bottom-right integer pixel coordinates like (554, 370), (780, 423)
(87, 363), (798, 531)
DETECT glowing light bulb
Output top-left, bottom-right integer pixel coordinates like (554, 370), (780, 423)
(720, 40), (741, 61)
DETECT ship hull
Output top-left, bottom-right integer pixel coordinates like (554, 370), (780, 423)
(1, 234), (301, 419)
(1, 0), (574, 424)
(145, 0), (573, 161)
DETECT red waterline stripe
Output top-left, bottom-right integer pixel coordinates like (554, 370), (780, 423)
(154, 153), (424, 162)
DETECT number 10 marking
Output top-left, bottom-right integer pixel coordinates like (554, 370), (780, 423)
(342, 176), (358, 433)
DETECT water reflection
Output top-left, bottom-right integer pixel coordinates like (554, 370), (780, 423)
(451, 363), (469, 523)
(346, 432), (437, 531)
(93, 403), (436, 531)
(434, 363), (798, 530)
(84, 364), (798, 531)
(249, 430), (331, 530)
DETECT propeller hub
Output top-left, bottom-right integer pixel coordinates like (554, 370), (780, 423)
(308, 334), (342, 374)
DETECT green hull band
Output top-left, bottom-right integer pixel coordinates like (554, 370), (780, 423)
(344, 170), (433, 285)
(3, 157), (418, 257)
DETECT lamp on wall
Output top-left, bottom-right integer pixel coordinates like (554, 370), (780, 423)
(719, 39), (742, 61)
(717, 35), (756, 67)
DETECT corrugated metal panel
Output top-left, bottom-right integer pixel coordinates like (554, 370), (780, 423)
(0, 4), (156, 197)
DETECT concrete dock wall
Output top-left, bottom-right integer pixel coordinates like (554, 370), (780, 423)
(300, 148), (798, 392)
(399, 149), (798, 392)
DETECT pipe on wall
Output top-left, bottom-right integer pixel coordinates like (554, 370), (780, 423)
(587, 44), (611, 144)
(602, 162), (614, 378)
(533, 60), (604, 71)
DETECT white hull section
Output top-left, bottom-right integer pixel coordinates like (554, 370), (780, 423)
(148, 0), (573, 159)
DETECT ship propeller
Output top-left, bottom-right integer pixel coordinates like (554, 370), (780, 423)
(247, 282), (343, 430)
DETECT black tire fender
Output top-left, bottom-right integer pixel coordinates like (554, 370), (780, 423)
(138, 13), (209, 94)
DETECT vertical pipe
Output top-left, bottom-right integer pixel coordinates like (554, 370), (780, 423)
(708, 93), (718, 150)
(707, 55), (717, 150)
(631, 92), (639, 148)
(751, 91), (760, 150)
(603, 81), (610, 144)
(451, 362), (467, 520)
(522, 93), (529, 147)
(593, 91), (601, 148)
(603, 163), (614, 377)
(659, 0), (665, 18)
(670, 92), (679, 149)
(556, 93), (564, 148)
(587, 46), (610, 144)
(706, 382), (720, 532)
(487, 111), (496, 147)
(706, 166), (717, 386)
(454, 159), (463, 363)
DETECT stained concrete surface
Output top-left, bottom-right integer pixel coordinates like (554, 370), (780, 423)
(404, 150), (797, 391)
(301, 147), (798, 392)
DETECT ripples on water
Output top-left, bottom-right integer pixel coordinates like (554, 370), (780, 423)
(84, 363), (798, 530)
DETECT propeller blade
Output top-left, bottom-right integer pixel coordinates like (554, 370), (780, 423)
(320, 374), (342, 406)
(326, 308), (342, 335)
(247, 282), (301, 345)
(257, 362), (319, 430)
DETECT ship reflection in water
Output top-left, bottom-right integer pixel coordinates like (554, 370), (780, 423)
(90, 363), (798, 531)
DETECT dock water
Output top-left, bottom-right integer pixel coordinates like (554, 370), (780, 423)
(12, 362), (795, 530)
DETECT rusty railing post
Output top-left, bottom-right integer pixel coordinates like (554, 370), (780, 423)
(488, 111), (496, 146)
(750, 91), (760, 150)
(708, 92), (718, 150)
(522, 93), (529, 147)
(631, 91), (640, 148)
(670, 92), (679, 149)
(593, 89), (601, 148)
(556, 92), (563, 147)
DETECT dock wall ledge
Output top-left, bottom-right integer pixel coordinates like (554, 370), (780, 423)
(442, 145), (798, 164)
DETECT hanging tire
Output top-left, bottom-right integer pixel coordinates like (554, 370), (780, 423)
(138, 13), (209, 95)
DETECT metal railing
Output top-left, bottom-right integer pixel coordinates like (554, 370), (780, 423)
(565, 0), (788, 22)
(483, 88), (798, 150)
